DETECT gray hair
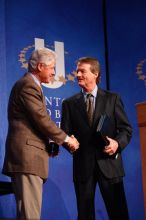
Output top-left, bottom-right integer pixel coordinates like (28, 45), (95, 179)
(28, 47), (56, 72)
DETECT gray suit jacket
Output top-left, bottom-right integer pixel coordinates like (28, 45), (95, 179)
(61, 88), (132, 181)
(3, 73), (66, 180)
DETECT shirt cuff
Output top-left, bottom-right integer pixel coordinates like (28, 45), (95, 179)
(64, 135), (69, 143)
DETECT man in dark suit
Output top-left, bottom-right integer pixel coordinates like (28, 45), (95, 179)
(2, 48), (79, 220)
(61, 57), (132, 220)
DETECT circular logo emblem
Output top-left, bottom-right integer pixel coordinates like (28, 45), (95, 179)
(136, 59), (146, 86)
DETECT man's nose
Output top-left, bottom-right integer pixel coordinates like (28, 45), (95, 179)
(52, 69), (55, 75)
(77, 71), (81, 76)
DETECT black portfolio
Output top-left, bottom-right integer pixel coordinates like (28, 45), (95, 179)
(96, 113), (112, 149)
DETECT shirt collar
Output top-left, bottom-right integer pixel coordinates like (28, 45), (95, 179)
(30, 73), (41, 88)
(82, 85), (98, 98)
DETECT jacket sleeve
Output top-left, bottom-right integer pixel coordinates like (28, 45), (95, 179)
(61, 100), (73, 135)
(114, 94), (132, 151)
(19, 83), (66, 145)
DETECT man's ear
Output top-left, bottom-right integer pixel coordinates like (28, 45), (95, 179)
(94, 71), (99, 80)
(37, 63), (43, 72)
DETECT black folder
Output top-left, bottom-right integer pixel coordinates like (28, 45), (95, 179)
(96, 113), (111, 149)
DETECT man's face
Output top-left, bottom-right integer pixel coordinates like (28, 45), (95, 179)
(76, 63), (98, 91)
(38, 61), (55, 83)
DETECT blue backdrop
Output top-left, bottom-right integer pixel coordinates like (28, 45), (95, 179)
(105, 1), (146, 219)
(0, 0), (145, 219)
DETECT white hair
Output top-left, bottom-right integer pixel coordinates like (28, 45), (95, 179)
(28, 47), (56, 71)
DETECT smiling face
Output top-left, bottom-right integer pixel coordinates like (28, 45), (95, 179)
(76, 62), (98, 92)
(37, 61), (55, 83)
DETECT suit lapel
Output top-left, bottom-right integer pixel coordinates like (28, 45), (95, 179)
(74, 89), (107, 128)
(92, 88), (107, 128)
(74, 92), (89, 125)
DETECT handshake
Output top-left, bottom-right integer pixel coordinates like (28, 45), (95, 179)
(66, 135), (79, 153)
(48, 135), (79, 157)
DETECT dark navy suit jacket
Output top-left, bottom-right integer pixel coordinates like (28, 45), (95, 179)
(61, 88), (132, 181)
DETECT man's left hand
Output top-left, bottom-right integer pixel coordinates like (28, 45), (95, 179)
(103, 137), (118, 156)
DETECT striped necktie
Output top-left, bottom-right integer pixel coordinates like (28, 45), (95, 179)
(86, 93), (94, 126)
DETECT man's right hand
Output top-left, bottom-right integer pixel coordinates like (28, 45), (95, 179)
(67, 135), (79, 153)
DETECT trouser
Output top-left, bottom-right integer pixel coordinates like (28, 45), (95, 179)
(74, 166), (129, 220)
(11, 174), (43, 220)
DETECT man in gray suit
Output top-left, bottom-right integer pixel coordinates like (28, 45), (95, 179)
(2, 48), (79, 220)
(61, 57), (132, 220)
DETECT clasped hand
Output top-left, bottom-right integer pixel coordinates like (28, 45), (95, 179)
(67, 135), (79, 153)
(103, 137), (118, 156)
